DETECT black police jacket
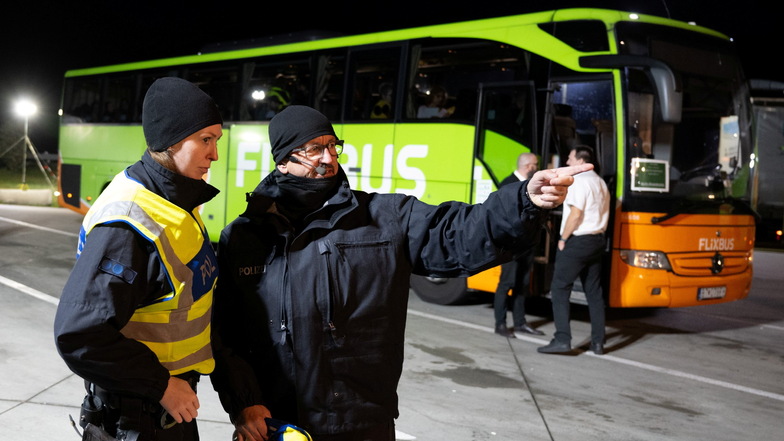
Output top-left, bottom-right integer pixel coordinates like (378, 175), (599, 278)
(210, 167), (545, 435)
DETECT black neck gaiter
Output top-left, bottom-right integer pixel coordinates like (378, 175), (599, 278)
(275, 171), (340, 224)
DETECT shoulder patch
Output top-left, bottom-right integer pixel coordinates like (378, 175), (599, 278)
(98, 256), (137, 284)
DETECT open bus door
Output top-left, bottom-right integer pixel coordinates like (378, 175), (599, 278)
(410, 81), (540, 304)
(535, 77), (618, 304)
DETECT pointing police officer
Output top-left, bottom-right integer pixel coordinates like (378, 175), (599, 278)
(209, 105), (591, 441)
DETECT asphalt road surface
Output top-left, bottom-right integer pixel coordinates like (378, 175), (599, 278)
(1, 204), (782, 440)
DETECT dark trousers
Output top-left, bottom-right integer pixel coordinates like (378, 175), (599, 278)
(493, 251), (534, 327)
(315, 420), (395, 441)
(550, 234), (605, 345)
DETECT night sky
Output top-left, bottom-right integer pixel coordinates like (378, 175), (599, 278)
(2, 0), (779, 152)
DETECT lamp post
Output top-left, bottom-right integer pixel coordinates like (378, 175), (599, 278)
(1, 99), (53, 192)
(14, 99), (38, 189)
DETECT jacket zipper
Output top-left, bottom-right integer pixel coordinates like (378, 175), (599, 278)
(280, 244), (290, 346)
(318, 240), (338, 337)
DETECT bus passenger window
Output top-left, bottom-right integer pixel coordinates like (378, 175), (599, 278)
(371, 82), (394, 119)
(406, 39), (531, 122)
(416, 85), (453, 119)
(314, 52), (345, 121)
(346, 46), (400, 121)
(239, 58), (311, 121)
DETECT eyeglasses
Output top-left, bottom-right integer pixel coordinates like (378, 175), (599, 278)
(291, 140), (344, 159)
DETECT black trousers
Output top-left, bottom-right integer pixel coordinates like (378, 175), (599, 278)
(550, 234), (605, 345)
(314, 420), (395, 441)
(493, 250), (534, 327)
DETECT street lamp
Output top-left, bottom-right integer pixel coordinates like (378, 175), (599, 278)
(15, 99), (38, 125)
(14, 99), (38, 188)
(1, 98), (54, 192)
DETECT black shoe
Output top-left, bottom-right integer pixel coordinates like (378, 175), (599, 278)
(590, 342), (604, 355)
(514, 324), (545, 336)
(494, 325), (516, 338)
(537, 339), (571, 354)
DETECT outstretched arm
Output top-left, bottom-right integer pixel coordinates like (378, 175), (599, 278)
(526, 163), (593, 209)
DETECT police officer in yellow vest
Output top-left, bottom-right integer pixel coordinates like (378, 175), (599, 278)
(55, 77), (223, 441)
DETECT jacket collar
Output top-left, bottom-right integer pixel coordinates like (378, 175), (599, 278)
(128, 151), (220, 212)
(244, 166), (356, 225)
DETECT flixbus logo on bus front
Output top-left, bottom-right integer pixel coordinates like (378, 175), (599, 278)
(232, 140), (430, 198)
(698, 236), (735, 251)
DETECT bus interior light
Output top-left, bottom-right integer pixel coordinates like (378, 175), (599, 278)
(619, 250), (672, 270)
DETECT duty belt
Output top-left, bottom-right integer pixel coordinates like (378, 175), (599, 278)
(88, 372), (200, 429)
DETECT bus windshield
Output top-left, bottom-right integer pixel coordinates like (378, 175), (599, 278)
(617, 22), (753, 215)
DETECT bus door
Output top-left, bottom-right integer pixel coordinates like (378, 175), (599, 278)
(541, 77), (616, 303)
(465, 81), (547, 294)
(474, 81), (539, 195)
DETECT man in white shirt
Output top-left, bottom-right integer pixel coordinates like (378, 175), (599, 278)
(538, 145), (610, 355)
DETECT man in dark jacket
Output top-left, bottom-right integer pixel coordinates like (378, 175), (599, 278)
(210, 105), (591, 441)
(493, 152), (546, 338)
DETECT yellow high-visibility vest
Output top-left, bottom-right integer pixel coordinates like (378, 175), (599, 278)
(80, 171), (216, 375)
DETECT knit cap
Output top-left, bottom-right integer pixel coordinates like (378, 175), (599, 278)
(269, 105), (336, 163)
(142, 77), (223, 151)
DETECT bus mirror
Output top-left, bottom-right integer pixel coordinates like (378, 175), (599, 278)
(580, 55), (682, 123)
(649, 64), (682, 123)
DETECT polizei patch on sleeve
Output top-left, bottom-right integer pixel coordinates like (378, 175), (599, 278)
(98, 256), (137, 284)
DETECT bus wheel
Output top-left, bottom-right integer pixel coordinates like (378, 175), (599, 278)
(409, 275), (468, 305)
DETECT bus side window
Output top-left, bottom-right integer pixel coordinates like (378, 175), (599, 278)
(406, 39), (531, 122)
(346, 46), (400, 121)
(314, 51), (345, 121)
(238, 58), (311, 121)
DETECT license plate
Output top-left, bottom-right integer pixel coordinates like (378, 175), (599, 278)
(698, 286), (726, 300)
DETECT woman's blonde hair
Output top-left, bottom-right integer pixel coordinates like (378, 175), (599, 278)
(148, 147), (178, 172)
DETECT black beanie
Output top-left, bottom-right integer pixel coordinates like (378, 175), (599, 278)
(270, 105), (337, 163)
(142, 77), (223, 152)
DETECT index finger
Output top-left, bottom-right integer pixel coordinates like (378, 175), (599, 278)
(553, 163), (593, 177)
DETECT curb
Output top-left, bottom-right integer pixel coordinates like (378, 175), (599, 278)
(0, 188), (54, 206)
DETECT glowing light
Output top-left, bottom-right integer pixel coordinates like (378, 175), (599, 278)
(15, 99), (37, 118)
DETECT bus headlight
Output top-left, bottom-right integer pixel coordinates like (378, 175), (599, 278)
(619, 250), (672, 270)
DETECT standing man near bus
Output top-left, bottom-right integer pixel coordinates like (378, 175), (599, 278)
(54, 77), (223, 441)
(493, 152), (545, 338)
(538, 145), (610, 355)
(209, 105), (592, 441)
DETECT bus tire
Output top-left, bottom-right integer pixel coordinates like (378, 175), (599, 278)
(409, 274), (468, 305)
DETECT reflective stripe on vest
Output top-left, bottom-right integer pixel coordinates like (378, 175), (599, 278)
(80, 170), (216, 375)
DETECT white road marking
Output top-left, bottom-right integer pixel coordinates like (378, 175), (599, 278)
(408, 308), (784, 403)
(0, 215), (79, 237)
(0, 275), (59, 305)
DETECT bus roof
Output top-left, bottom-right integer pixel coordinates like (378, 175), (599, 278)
(65, 8), (729, 78)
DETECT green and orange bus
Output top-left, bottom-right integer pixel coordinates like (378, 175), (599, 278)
(57, 8), (757, 308)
